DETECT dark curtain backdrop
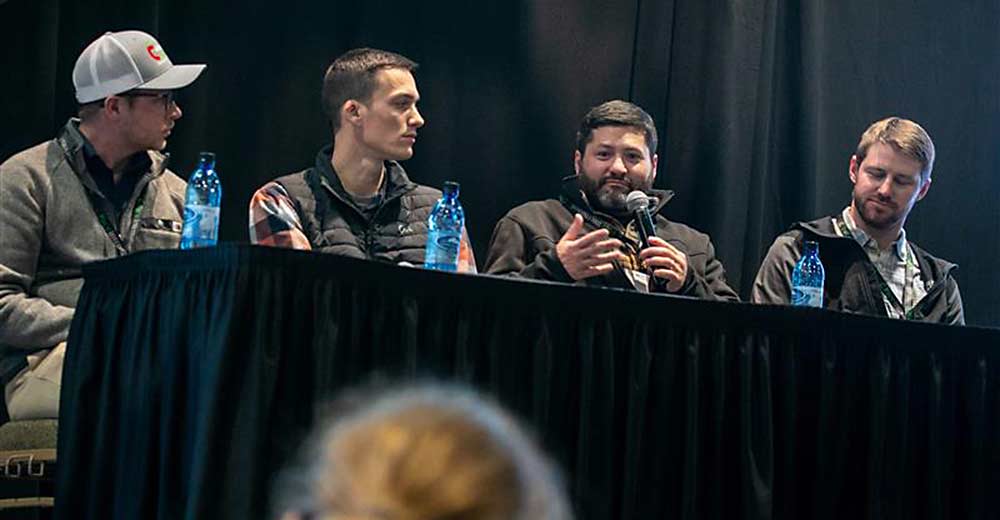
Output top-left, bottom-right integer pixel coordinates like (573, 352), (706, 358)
(2, 0), (998, 326)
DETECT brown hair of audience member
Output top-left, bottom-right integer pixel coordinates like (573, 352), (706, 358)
(321, 47), (419, 134)
(854, 116), (936, 180)
(282, 384), (572, 520)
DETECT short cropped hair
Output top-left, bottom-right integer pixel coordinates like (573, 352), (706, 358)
(855, 117), (935, 180)
(77, 101), (103, 122)
(321, 48), (418, 133)
(575, 100), (658, 156)
(77, 97), (134, 122)
(277, 383), (572, 520)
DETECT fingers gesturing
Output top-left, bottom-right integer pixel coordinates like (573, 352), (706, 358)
(556, 214), (627, 281)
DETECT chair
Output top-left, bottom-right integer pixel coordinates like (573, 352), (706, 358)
(0, 419), (57, 516)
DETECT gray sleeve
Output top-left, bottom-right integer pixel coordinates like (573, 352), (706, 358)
(750, 234), (800, 305)
(0, 159), (74, 349)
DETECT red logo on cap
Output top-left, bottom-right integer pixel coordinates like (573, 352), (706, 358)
(146, 45), (163, 61)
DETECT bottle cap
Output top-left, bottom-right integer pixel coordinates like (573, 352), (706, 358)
(198, 151), (216, 169)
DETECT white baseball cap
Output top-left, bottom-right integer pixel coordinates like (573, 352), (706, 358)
(73, 30), (206, 104)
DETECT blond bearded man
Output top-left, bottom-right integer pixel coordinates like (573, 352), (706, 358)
(752, 117), (963, 324)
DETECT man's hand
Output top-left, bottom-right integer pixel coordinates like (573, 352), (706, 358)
(639, 236), (688, 292)
(556, 214), (626, 281)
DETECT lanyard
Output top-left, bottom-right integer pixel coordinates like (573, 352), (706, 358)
(834, 217), (923, 320)
(85, 188), (146, 256)
(57, 133), (146, 256)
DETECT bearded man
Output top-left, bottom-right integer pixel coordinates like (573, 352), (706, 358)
(751, 117), (963, 324)
(483, 100), (738, 300)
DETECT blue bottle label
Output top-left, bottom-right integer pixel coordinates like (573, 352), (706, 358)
(435, 234), (460, 251)
(183, 206), (200, 227)
(184, 205), (219, 241)
(792, 286), (823, 308)
(425, 231), (460, 270)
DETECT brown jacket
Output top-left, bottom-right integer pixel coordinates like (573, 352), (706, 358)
(484, 175), (739, 301)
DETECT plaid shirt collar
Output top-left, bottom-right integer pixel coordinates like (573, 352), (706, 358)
(839, 206), (909, 262)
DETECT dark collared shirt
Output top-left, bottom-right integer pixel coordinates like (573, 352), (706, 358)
(81, 141), (147, 221)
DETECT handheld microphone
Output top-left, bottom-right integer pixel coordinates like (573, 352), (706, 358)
(626, 190), (666, 292)
(625, 191), (656, 248)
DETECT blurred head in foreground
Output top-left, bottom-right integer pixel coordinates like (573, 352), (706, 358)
(278, 383), (572, 520)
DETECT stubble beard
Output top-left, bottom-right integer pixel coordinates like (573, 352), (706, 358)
(853, 193), (904, 231)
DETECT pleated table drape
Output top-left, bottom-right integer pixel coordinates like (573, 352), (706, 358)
(55, 245), (1000, 519)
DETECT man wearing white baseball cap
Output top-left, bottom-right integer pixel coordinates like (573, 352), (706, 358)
(0, 30), (206, 420)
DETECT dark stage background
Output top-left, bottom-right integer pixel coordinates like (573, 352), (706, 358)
(2, 0), (998, 327)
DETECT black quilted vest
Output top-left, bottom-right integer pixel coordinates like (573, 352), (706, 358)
(275, 147), (440, 265)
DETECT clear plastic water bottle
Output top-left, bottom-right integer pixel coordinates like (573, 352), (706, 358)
(424, 181), (464, 271)
(180, 152), (222, 249)
(791, 240), (825, 307)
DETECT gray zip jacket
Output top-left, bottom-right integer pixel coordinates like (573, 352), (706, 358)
(0, 119), (187, 381)
(751, 216), (964, 324)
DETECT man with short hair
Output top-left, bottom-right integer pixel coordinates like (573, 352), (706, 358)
(249, 48), (474, 271)
(0, 30), (206, 419)
(484, 100), (738, 300)
(751, 116), (964, 324)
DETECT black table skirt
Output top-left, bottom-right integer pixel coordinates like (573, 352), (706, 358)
(54, 245), (1000, 519)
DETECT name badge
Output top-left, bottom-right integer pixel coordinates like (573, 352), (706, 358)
(624, 269), (650, 293)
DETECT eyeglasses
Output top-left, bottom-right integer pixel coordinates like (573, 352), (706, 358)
(120, 90), (177, 113)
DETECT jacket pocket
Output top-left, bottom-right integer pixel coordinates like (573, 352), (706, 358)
(132, 218), (183, 251)
(139, 217), (183, 233)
